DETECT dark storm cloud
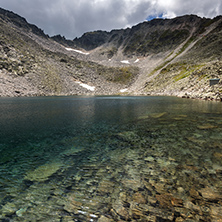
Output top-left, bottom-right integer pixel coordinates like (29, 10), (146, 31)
(1, 0), (222, 39)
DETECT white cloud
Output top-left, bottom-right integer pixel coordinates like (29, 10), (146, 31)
(1, 0), (221, 39)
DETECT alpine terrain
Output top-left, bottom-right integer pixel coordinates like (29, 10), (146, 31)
(1, 7), (222, 100)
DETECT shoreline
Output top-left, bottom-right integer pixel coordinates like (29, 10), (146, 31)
(1, 91), (222, 102)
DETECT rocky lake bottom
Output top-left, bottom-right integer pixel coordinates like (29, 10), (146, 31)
(0, 96), (222, 221)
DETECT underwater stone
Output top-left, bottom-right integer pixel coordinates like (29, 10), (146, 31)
(16, 207), (28, 217)
(62, 216), (75, 222)
(130, 208), (146, 220)
(189, 188), (201, 199)
(24, 160), (63, 182)
(122, 179), (141, 190)
(98, 215), (114, 222)
(184, 201), (201, 213)
(97, 180), (115, 194)
(116, 206), (129, 220)
(199, 187), (221, 201)
(197, 124), (217, 129)
(175, 217), (184, 222)
(1, 202), (17, 216)
(213, 152), (222, 159)
(63, 197), (82, 214)
(156, 193), (174, 209)
(61, 147), (85, 156)
(210, 205), (222, 220)
(119, 192), (127, 202)
(132, 192), (147, 204)
(177, 187), (184, 193)
(150, 112), (167, 118)
(152, 182), (166, 194)
(116, 131), (138, 142)
(144, 156), (155, 162)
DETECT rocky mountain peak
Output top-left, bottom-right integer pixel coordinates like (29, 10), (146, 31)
(71, 14), (220, 56)
(0, 7), (47, 38)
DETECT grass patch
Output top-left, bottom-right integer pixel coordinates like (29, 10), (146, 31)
(97, 65), (139, 84)
(109, 66), (139, 84)
(113, 67), (134, 83)
(148, 59), (174, 76)
(176, 37), (195, 56)
(148, 36), (196, 77)
(173, 63), (204, 82)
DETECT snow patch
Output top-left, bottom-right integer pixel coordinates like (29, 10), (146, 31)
(120, 88), (128, 93)
(121, 60), (130, 64)
(134, 59), (139, 63)
(76, 81), (95, 91)
(65, 48), (90, 55)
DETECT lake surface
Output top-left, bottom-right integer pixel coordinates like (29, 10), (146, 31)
(0, 96), (222, 221)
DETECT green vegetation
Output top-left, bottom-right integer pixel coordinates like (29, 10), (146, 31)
(148, 57), (176, 77)
(160, 62), (187, 75)
(97, 66), (139, 84)
(160, 62), (205, 82)
(112, 67), (137, 83)
(176, 37), (195, 55)
(148, 36), (196, 77)
(41, 65), (62, 93)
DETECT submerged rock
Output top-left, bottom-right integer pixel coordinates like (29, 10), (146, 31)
(199, 187), (221, 201)
(115, 131), (138, 142)
(1, 202), (17, 216)
(24, 160), (63, 182)
(98, 215), (114, 222)
(210, 205), (222, 221)
(150, 112), (167, 118)
(60, 146), (85, 156)
(156, 193), (183, 209)
(214, 152), (222, 159)
(144, 156), (155, 162)
(197, 124), (217, 129)
(16, 207), (28, 217)
(189, 188), (201, 199)
(132, 192), (147, 204)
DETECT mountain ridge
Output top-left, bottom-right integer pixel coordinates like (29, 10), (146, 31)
(0, 7), (222, 100)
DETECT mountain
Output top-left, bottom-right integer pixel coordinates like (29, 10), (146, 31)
(1, 7), (222, 100)
(0, 8), (139, 97)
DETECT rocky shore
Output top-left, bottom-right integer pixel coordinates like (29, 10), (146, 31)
(142, 61), (222, 102)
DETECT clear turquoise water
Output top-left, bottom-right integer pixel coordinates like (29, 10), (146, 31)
(0, 96), (222, 221)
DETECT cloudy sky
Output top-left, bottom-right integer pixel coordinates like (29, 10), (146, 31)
(1, 0), (222, 39)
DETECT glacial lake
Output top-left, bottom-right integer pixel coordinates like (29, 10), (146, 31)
(0, 96), (222, 221)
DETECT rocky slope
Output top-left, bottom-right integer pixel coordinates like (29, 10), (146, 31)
(1, 7), (222, 99)
(0, 8), (139, 97)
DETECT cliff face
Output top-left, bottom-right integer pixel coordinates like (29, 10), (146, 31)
(1, 7), (222, 99)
